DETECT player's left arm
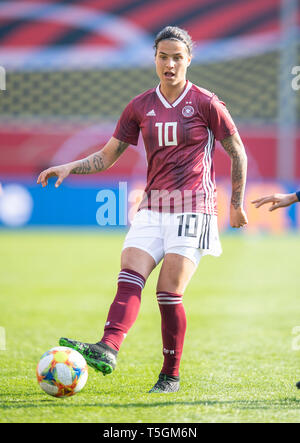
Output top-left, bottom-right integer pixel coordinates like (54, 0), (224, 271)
(220, 132), (248, 228)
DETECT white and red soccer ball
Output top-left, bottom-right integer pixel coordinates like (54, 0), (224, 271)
(36, 346), (88, 398)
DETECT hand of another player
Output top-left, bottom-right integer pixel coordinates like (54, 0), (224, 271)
(230, 205), (248, 228)
(37, 164), (71, 188)
(251, 193), (298, 212)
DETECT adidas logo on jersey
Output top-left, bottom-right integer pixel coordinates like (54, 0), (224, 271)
(146, 109), (156, 116)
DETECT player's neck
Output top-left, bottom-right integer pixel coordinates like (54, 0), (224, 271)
(160, 79), (187, 104)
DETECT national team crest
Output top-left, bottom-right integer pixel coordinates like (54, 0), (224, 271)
(182, 105), (194, 117)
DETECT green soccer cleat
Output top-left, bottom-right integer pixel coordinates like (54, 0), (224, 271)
(148, 373), (180, 393)
(59, 337), (117, 376)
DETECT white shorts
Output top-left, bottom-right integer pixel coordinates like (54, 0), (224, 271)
(123, 210), (222, 267)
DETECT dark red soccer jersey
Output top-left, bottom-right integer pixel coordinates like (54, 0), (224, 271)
(113, 81), (237, 214)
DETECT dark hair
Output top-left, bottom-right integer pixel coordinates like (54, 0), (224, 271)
(154, 26), (193, 56)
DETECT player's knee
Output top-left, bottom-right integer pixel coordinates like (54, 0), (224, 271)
(156, 275), (185, 295)
(121, 247), (156, 281)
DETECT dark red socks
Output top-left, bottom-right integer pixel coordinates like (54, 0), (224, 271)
(100, 271), (186, 378)
(157, 291), (187, 377)
(100, 269), (145, 351)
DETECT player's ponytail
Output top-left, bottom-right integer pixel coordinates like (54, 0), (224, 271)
(154, 26), (193, 56)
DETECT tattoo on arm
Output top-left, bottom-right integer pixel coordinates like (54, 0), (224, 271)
(92, 153), (105, 172)
(70, 139), (128, 175)
(221, 135), (247, 209)
(71, 159), (92, 174)
(116, 140), (129, 156)
(71, 153), (105, 174)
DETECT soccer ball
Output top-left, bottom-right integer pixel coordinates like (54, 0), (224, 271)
(36, 346), (88, 398)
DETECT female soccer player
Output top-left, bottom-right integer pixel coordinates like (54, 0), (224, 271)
(37, 26), (248, 393)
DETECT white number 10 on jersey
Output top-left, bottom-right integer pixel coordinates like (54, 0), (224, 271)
(155, 122), (178, 147)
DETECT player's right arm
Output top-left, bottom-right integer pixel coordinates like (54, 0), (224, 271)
(37, 137), (129, 188)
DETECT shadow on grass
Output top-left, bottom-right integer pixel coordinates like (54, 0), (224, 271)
(1, 398), (300, 411)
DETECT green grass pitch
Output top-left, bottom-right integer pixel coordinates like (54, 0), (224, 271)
(0, 230), (300, 423)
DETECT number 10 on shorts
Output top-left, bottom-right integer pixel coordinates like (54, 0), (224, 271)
(177, 214), (199, 238)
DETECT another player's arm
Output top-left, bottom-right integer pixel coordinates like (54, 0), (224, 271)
(220, 132), (248, 228)
(251, 192), (300, 211)
(37, 137), (129, 188)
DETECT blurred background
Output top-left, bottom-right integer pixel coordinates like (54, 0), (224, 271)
(0, 0), (299, 232)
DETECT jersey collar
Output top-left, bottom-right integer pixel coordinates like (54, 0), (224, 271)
(156, 80), (193, 109)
